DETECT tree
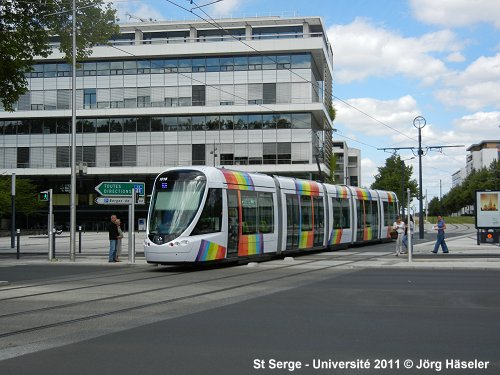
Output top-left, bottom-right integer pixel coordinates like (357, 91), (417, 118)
(0, 177), (43, 218)
(1, 0), (119, 111)
(370, 155), (418, 204)
(436, 159), (499, 215)
(428, 196), (441, 216)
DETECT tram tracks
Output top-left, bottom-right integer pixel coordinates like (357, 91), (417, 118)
(0, 251), (390, 343)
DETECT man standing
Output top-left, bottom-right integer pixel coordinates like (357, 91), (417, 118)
(108, 214), (119, 262)
(432, 215), (449, 254)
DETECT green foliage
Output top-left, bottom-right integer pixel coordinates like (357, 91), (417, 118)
(1, 0), (119, 111)
(325, 154), (337, 184)
(0, 177), (43, 217)
(427, 216), (475, 225)
(427, 196), (442, 216)
(328, 104), (336, 123)
(437, 159), (499, 215)
(370, 154), (418, 202)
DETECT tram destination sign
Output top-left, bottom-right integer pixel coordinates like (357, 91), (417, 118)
(95, 182), (145, 197)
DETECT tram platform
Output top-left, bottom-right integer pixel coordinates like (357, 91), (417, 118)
(0, 225), (499, 271)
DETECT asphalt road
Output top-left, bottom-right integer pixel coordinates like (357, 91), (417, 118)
(0, 256), (499, 375)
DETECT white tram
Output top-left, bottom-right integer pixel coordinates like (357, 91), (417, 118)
(143, 166), (398, 264)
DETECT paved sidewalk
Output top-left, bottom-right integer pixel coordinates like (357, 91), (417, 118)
(0, 231), (149, 266)
(356, 229), (500, 270)
(0, 225), (499, 270)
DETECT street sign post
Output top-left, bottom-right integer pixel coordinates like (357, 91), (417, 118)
(94, 182), (145, 197)
(94, 181), (146, 264)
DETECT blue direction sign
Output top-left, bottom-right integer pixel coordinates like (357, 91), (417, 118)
(95, 182), (145, 196)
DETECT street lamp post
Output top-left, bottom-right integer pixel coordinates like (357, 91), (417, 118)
(401, 157), (415, 218)
(413, 116), (426, 239)
(70, 0), (77, 261)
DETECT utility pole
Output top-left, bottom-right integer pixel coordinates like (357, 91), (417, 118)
(70, 0), (77, 261)
(378, 116), (463, 239)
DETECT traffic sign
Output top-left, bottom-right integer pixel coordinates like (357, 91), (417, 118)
(38, 191), (49, 201)
(95, 182), (145, 196)
(95, 197), (133, 205)
(95, 196), (145, 205)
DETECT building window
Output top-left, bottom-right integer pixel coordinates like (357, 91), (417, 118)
(192, 144), (205, 165)
(17, 147), (29, 168)
(192, 85), (206, 106)
(77, 146), (96, 167)
(110, 145), (123, 167)
(83, 89), (96, 109)
(137, 96), (150, 107)
(56, 146), (70, 168)
(277, 142), (291, 164)
(263, 143), (276, 164)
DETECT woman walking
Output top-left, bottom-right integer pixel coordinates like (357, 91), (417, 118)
(392, 216), (406, 256)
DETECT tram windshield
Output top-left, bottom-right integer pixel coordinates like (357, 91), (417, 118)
(148, 170), (206, 243)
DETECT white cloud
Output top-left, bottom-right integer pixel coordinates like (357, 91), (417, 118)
(334, 95), (420, 138)
(327, 18), (460, 85)
(446, 52), (465, 63)
(207, 0), (241, 18)
(436, 53), (500, 110)
(114, 1), (165, 23)
(410, 0), (500, 28)
(361, 158), (377, 188)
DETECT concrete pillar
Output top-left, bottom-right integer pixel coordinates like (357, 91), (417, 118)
(134, 29), (143, 45)
(246, 24), (252, 40)
(190, 26), (197, 43)
(303, 21), (310, 38)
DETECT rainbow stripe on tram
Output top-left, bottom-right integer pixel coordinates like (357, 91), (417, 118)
(295, 180), (320, 196)
(238, 234), (264, 256)
(335, 186), (350, 198)
(353, 187), (372, 200)
(363, 226), (373, 241)
(329, 228), (343, 245)
(299, 231), (314, 249)
(221, 169), (255, 190)
(196, 240), (227, 261)
(387, 192), (396, 203)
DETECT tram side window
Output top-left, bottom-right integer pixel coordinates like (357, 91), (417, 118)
(332, 198), (350, 229)
(191, 188), (222, 235)
(365, 200), (373, 228)
(286, 194), (300, 249)
(258, 192), (274, 233)
(371, 200), (379, 239)
(384, 201), (397, 226)
(301, 197), (313, 231)
(356, 200), (364, 240)
(241, 191), (258, 234)
(313, 196), (324, 246)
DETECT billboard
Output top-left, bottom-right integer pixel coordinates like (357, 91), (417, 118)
(475, 190), (500, 229)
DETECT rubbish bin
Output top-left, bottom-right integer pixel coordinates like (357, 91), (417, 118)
(480, 230), (499, 243)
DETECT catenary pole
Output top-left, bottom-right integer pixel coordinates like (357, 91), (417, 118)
(70, 0), (77, 261)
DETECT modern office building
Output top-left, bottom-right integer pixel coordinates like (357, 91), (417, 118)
(331, 141), (361, 186)
(0, 16), (334, 229)
(465, 140), (499, 176)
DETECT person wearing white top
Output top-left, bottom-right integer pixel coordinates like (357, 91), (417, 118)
(392, 216), (406, 256)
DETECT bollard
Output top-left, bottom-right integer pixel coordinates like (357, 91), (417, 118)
(78, 226), (82, 254)
(16, 229), (20, 259)
(52, 228), (56, 259)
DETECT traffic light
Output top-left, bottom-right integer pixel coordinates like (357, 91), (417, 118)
(38, 191), (49, 201)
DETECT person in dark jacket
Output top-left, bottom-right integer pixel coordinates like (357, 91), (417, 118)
(108, 214), (119, 262)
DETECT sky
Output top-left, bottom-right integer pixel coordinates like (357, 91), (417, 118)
(111, 0), (500, 202)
